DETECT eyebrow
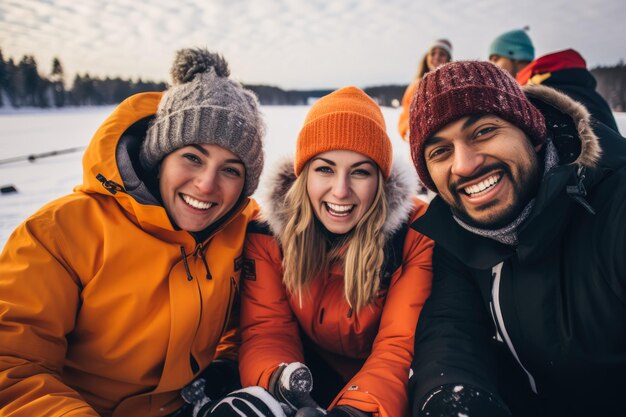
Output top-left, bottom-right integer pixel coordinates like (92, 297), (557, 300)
(312, 157), (375, 168)
(190, 144), (244, 165)
(424, 114), (488, 148)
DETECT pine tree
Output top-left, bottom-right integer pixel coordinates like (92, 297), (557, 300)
(50, 57), (65, 107)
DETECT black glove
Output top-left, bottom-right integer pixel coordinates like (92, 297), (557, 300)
(269, 362), (324, 416)
(179, 359), (242, 417)
(198, 387), (288, 417)
(417, 384), (512, 417)
(294, 405), (372, 417)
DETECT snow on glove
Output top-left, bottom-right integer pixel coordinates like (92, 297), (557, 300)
(198, 386), (288, 417)
(417, 384), (512, 417)
(269, 362), (324, 416)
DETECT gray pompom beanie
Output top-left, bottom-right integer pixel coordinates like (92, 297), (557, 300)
(140, 48), (265, 197)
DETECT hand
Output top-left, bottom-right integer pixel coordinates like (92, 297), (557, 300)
(198, 387), (288, 417)
(418, 384), (512, 417)
(180, 359), (241, 417)
(269, 362), (324, 416)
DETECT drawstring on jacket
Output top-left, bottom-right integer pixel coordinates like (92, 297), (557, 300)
(193, 244), (212, 280)
(180, 246), (193, 281)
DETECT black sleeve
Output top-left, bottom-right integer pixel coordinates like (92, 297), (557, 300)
(408, 244), (505, 415)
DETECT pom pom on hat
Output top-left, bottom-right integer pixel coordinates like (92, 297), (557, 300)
(170, 48), (230, 84)
(140, 48), (265, 197)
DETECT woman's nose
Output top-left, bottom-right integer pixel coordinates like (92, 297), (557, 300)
(331, 176), (350, 199)
(195, 169), (218, 194)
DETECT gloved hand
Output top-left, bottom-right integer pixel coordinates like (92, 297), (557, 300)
(417, 384), (512, 417)
(180, 359), (241, 417)
(198, 386), (288, 417)
(294, 405), (372, 417)
(268, 362), (324, 416)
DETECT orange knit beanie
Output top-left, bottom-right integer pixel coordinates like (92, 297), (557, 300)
(294, 86), (392, 178)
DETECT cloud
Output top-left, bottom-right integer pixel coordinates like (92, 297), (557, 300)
(0, 0), (625, 89)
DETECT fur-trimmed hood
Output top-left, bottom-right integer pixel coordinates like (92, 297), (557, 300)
(523, 84), (601, 168)
(259, 157), (418, 240)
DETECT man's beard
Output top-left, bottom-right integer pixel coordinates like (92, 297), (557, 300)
(447, 158), (542, 230)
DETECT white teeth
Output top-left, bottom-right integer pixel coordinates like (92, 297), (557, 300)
(326, 202), (354, 216)
(464, 175), (500, 196)
(182, 194), (214, 210)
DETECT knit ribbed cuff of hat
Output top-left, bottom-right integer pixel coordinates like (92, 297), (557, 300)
(142, 106), (262, 196)
(295, 112), (392, 178)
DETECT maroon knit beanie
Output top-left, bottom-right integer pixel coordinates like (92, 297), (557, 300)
(409, 61), (547, 191)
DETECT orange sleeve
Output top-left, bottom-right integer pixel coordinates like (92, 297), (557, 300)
(333, 200), (434, 417)
(238, 232), (305, 388)
(0, 218), (100, 417)
(397, 81), (420, 142)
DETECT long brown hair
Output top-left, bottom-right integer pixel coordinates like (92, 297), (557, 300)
(278, 165), (388, 311)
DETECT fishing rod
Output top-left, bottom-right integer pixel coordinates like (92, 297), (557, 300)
(0, 146), (86, 165)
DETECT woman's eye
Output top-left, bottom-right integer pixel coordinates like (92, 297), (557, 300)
(315, 166), (333, 174)
(223, 167), (242, 177)
(183, 153), (202, 164)
(352, 169), (372, 177)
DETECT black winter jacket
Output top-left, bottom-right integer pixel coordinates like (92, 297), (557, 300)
(408, 85), (626, 417)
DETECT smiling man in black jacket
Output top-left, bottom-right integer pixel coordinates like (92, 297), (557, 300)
(406, 61), (626, 417)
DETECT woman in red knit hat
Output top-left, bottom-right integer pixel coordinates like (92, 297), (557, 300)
(234, 86), (433, 417)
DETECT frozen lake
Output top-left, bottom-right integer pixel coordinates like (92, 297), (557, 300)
(0, 104), (412, 248)
(1, 105), (625, 249)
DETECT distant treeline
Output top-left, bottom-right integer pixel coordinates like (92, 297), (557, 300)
(591, 63), (626, 112)
(0, 49), (624, 110)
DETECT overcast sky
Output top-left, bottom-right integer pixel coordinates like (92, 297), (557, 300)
(1, 0), (624, 90)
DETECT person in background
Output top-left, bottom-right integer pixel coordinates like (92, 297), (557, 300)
(488, 28), (534, 78)
(398, 39), (453, 143)
(0, 48), (266, 416)
(490, 28), (619, 132)
(234, 86), (433, 417)
(407, 61), (626, 416)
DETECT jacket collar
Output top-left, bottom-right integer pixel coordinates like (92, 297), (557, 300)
(260, 156), (418, 242)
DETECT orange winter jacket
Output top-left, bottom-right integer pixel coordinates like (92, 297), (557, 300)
(239, 159), (433, 417)
(397, 80), (419, 142)
(0, 92), (259, 416)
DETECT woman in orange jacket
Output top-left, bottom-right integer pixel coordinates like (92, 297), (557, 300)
(0, 48), (267, 417)
(397, 39), (452, 143)
(238, 87), (434, 417)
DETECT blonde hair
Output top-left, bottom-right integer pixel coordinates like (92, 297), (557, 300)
(279, 164), (388, 311)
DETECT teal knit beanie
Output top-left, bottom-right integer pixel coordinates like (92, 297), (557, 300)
(489, 29), (535, 61)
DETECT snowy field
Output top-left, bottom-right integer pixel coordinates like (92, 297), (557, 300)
(0, 105), (413, 248)
(1, 106), (625, 250)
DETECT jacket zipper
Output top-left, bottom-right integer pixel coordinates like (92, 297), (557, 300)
(491, 261), (538, 393)
(218, 277), (237, 339)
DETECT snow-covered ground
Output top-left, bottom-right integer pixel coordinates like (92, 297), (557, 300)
(2, 107), (625, 250)
(0, 105), (413, 248)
